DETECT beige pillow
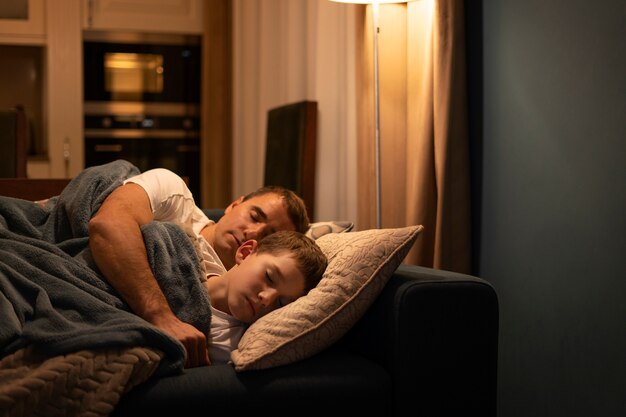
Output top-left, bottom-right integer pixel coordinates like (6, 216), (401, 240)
(230, 225), (424, 371)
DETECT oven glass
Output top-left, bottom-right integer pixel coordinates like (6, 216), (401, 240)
(104, 52), (164, 100)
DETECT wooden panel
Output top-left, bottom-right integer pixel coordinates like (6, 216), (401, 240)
(0, 178), (71, 201)
(46, 0), (83, 178)
(264, 100), (317, 220)
(201, 0), (232, 208)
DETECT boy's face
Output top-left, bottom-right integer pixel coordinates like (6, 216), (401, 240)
(224, 251), (306, 324)
(212, 193), (296, 270)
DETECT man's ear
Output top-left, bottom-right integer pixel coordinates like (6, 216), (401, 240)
(234, 239), (258, 265)
(224, 196), (245, 214)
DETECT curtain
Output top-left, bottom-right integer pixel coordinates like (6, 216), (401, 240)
(232, 0), (358, 223)
(232, 0), (471, 273)
(356, 0), (471, 273)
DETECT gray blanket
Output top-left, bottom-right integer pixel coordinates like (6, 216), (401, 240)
(0, 160), (211, 376)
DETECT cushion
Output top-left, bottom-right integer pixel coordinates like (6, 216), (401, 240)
(230, 225), (424, 371)
(305, 220), (354, 240)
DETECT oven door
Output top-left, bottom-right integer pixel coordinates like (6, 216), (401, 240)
(83, 39), (201, 103)
(85, 135), (201, 200)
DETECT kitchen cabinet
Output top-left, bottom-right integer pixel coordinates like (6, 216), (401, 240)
(82, 0), (203, 34)
(0, 0), (45, 45)
(0, 0), (83, 179)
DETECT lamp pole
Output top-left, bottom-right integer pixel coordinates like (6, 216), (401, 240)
(330, 0), (415, 228)
(372, 1), (382, 229)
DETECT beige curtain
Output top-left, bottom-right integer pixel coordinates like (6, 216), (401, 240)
(232, 0), (359, 223)
(356, 0), (471, 273)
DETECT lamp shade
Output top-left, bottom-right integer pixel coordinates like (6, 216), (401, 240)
(329, 0), (414, 3)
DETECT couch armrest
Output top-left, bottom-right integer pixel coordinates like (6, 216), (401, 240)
(337, 264), (499, 417)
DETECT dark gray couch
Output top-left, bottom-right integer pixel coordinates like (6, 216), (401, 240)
(113, 263), (499, 416)
(0, 182), (499, 416)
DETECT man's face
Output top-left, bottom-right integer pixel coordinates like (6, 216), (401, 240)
(223, 251), (306, 324)
(212, 193), (296, 270)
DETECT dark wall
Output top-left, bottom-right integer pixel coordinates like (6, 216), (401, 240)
(466, 1), (626, 416)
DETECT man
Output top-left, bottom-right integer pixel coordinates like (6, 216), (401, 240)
(88, 167), (310, 367)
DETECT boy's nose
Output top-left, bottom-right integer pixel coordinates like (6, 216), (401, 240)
(259, 288), (278, 307)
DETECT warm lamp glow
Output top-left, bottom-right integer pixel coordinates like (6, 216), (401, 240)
(329, 0), (415, 227)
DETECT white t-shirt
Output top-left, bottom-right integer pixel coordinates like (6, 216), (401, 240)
(124, 168), (247, 364)
(208, 306), (247, 364)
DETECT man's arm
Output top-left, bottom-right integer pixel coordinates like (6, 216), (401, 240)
(88, 183), (210, 367)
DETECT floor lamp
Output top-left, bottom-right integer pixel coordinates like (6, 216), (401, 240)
(329, 0), (414, 229)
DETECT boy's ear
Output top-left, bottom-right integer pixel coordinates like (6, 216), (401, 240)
(224, 196), (245, 214)
(234, 239), (258, 265)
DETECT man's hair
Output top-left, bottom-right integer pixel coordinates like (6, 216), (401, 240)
(256, 230), (327, 294)
(243, 186), (310, 234)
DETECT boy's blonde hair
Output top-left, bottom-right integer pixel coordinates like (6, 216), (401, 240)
(256, 230), (327, 293)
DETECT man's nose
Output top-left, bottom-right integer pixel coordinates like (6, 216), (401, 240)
(246, 223), (269, 240)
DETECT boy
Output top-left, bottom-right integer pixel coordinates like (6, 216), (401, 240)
(201, 229), (327, 366)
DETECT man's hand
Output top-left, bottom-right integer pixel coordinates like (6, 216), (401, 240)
(152, 314), (211, 368)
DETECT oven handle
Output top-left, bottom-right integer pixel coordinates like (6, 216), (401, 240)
(85, 129), (199, 139)
(176, 145), (199, 152)
(94, 144), (123, 152)
(92, 144), (199, 153)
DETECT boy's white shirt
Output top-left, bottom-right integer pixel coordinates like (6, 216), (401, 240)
(124, 168), (247, 364)
(208, 305), (247, 364)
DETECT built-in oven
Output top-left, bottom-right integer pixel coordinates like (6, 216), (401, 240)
(83, 31), (202, 199)
(84, 102), (201, 198)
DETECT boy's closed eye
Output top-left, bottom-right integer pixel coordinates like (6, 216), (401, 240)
(266, 271), (291, 308)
